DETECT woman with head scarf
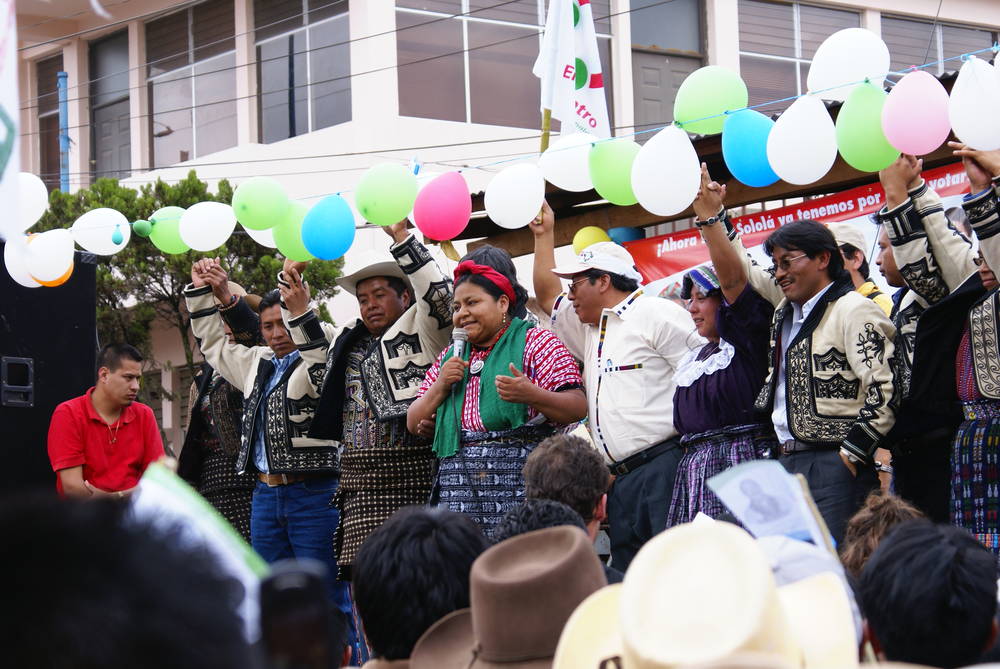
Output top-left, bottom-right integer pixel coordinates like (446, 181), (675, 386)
(407, 246), (587, 537)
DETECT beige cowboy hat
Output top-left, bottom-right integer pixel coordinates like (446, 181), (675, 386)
(410, 525), (608, 669)
(336, 250), (412, 297)
(553, 522), (859, 669)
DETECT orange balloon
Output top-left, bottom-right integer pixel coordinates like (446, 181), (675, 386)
(33, 260), (74, 287)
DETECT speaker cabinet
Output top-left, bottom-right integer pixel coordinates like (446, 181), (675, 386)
(0, 247), (97, 492)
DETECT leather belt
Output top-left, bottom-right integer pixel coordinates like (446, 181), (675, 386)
(257, 472), (330, 487)
(609, 438), (679, 476)
(778, 439), (838, 456)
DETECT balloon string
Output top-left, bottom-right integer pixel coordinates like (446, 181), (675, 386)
(27, 43), (997, 236)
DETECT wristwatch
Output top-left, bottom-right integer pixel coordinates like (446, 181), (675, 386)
(694, 216), (719, 229)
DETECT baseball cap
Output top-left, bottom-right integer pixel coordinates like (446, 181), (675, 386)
(551, 242), (643, 284)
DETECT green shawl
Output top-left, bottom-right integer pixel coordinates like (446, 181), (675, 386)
(433, 317), (532, 458)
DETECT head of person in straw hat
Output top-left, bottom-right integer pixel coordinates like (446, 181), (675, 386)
(554, 520), (860, 669)
(336, 249), (414, 338)
(410, 525), (607, 669)
(858, 520), (998, 668)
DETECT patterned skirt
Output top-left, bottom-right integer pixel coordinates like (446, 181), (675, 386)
(665, 423), (777, 528)
(435, 425), (556, 539)
(951, 400), (1000, 554)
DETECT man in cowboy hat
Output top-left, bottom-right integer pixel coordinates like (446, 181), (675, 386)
(410, 525), (607, 668)
(294, 220), (454, 580)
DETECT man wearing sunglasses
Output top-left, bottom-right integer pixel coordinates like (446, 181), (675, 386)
(698, 168), (897, 544)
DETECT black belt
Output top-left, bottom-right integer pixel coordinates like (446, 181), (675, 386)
(777, 439), (838, 456)
(609, 438), (679, 476)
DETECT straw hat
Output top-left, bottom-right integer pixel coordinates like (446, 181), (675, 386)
(336, 250), (412, 297)
(553, 522), (858, 669)
(410, 525), (607, 669)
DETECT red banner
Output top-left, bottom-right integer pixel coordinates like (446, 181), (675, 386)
(624, 163), (972, 282)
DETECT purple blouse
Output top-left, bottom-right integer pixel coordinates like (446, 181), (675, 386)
(673, 285), (774, 436)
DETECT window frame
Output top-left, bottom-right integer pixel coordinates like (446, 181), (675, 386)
(395, 0), (613, 129)
(881, 14), (999, 77)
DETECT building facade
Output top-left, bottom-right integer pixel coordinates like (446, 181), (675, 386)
(16, 0), (1000, 450)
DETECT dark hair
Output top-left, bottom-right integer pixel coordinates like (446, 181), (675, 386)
(524, 435), (610, 524)
(356, 275), (411, 301)
(763, 220), (846, 281)
(0, 495), (251, 669)
(492, 499), (588, 544)
(457, 245), (529, 318)
(258, 288), (282, 314)
(840, 491), (923, 578)
(353, 507), (489, 660)
(858, 520), (998, 667)
(840, 243), (871, 282)
(580, 268), (640, 294)
(96, 343), (143, 376)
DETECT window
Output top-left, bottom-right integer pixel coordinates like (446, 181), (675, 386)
(146, 0), (238, 168)
(396, 0), (613, 131)
(630, 0), (704, 134)
(737, 0), (859, 114)
(882, 16), (997, 77)
(36, 55), (63, 192)
(90, 31), (132, 180)
(255, 0), (351, 144)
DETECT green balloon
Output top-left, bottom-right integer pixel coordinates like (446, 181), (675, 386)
(836, 83), (900, 173)
(149, 206), (190, 254)
(273, 201), (315, 263)
(232, 177), (290, 231)
(132, 220), (153, 237)
(355, 164), (418, 227)
(588, 139), (641, 207)
(673, 66), (748, 136)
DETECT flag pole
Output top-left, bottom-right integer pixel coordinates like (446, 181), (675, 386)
(540, 108), (552, 153)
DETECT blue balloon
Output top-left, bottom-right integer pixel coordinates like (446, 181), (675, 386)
(722, 109), (780, 188)
(301, 195), (356, 261)
(608, 227), (645, 244)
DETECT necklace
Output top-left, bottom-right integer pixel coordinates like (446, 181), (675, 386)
(107, 417), (122, 444)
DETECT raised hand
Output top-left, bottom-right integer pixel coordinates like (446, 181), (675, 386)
(879, 154), (922, 209)
(279, 266), (311, 316)
(950, 141), (1000, 193)
(385, 218), (411, 245)
(693, 163), (726, 222)
(529, 200), (555, 238)
(495, 363), (538, 404)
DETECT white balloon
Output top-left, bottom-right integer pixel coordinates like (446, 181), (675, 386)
(242, 223), (276, 248)
(631, 126), (701, 217)
(18, 172), (49, 233)
(484, 163), (546, 230)
(179, 202), (237, 252)
(807, 28), (890, 101)
(71, 208), (131, 255)
(949, 57), (1000, 151)
(26, 229), (75, 283)
(767, 95), (838, 185)
(4, 237), (42, 288)
(539, 133), (596, 192)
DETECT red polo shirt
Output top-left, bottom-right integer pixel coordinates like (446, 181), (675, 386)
(47, 387), (165, 496)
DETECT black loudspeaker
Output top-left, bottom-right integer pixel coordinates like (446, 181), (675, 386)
(0, 246), (97, 493)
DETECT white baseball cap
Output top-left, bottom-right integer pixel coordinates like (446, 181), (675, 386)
(551, 241), (643, 284)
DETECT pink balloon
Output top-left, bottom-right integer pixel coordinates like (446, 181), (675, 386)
(412, 172), (471, 241)
(881, 70), (951, 156)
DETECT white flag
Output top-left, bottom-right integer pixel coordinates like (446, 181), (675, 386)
(532, 0), (611, 138)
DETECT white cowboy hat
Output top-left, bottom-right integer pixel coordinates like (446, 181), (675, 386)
(335, 250), (412, 297)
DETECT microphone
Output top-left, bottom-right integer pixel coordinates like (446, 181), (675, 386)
(451, 328), (468, 360)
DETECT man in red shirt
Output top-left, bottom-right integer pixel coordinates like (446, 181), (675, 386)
(47, 343), (165, 498)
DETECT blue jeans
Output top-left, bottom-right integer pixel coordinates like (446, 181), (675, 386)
(251, 476), (363, 663)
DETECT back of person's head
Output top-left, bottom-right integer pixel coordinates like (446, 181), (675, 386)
(763, 220), (846, 281)
(96, 342), (143, 376)
(492, 498), (587, 544)
(458, 245), (529, 318)
(524, 434), (609, 524)
(858, 520), (998, 668)
(841, 491), (924, 578)
(0, 495), (250, 669)
(258, 288), (282, 314)
(353, 506), (489, 660)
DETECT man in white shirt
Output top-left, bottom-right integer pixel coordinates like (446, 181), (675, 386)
(532, 204), (701, 571)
